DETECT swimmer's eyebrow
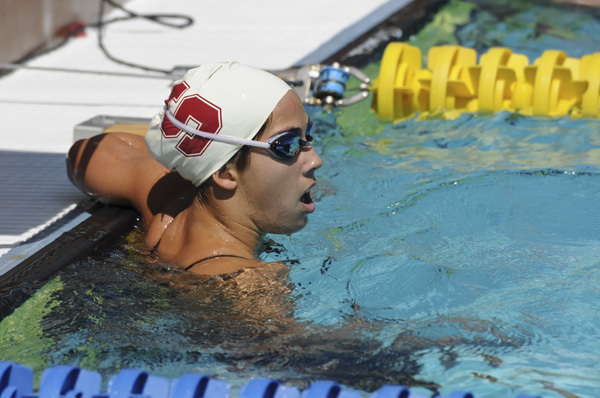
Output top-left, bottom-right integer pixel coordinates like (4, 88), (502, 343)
(283, 127), (303, 134)
(278, 120), (311, 135)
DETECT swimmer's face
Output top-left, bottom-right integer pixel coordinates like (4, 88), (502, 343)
(237, 90), (322, 235)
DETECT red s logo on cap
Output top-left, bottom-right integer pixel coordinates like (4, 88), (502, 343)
(161, 81), (223, 157)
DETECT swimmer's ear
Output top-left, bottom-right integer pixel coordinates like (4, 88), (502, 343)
(211, 163), (238, 190)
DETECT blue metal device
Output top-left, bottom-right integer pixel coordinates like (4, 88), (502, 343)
(275, 62), (371, 111)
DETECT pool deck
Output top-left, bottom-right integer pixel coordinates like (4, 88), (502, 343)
(0, 0), (419, 272)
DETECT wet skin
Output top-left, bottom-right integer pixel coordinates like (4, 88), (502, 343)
(67, 90), (322, 275)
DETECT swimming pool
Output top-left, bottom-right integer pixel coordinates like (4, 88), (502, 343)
(1, 0), (600, 397)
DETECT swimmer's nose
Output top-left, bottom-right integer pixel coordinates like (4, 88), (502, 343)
(303, 146), (323, 176)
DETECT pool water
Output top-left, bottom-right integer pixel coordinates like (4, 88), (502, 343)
(1, 0), (600, 397)
(277, 110), (600, 396)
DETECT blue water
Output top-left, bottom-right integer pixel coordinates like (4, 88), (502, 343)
(263, 110), (600, 396)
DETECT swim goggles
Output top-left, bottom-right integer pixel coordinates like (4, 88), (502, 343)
(164, 109), (313, 160)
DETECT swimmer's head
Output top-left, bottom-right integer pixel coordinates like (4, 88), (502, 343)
(146, 62), (291, 187)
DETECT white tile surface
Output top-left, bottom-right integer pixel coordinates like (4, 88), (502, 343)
(0, 0), (393, 154)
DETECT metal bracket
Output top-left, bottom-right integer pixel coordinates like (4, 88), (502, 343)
(275, 63), (371, 111)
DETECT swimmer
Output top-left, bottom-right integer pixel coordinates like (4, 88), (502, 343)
(67, 62), (322, 275)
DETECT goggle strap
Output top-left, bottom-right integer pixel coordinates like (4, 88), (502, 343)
(163, 109), (270, 150)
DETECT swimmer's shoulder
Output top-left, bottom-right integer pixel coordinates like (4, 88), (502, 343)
(102, 133), (196, 248)
(143, 176), (195, 249)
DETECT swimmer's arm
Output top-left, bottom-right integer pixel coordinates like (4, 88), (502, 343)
(66, 132), (170, 222)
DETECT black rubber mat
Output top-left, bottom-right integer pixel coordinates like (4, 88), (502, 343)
(0, 151), (86, 245)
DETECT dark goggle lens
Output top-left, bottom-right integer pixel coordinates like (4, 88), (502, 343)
(269, 133), (312, 159)
(266, 122), (314, 159)
(270, 135), (302, 158)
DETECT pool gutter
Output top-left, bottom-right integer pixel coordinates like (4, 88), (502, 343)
(0, 203), (137, 319)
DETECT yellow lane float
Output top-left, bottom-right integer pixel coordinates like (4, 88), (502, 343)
(371, 43), (600, 121)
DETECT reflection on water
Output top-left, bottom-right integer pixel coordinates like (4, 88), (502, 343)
(0, 233), (438, 391)
(0, 226), (537, 394)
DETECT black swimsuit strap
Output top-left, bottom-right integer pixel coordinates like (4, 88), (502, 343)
(185, 254), (249, 271)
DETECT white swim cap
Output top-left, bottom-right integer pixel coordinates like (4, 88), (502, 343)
(146, 62), (291, 187)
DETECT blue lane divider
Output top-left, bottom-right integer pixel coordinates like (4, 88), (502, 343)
(372, 384), (428, 398)
(0, 362), (545, 398)
(239, 378), (299, 398)
(170, 373), (230, 398)
(434, 392), (474, 398)
(107, 369), (169, 398)
(0, 362), (33, 398)
(39, 365), (101, 398)
(302, 381), (360, 398)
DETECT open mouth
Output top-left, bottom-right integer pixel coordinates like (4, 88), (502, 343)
(300, 189), (313, 205)
(299, 187), (316, 213)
